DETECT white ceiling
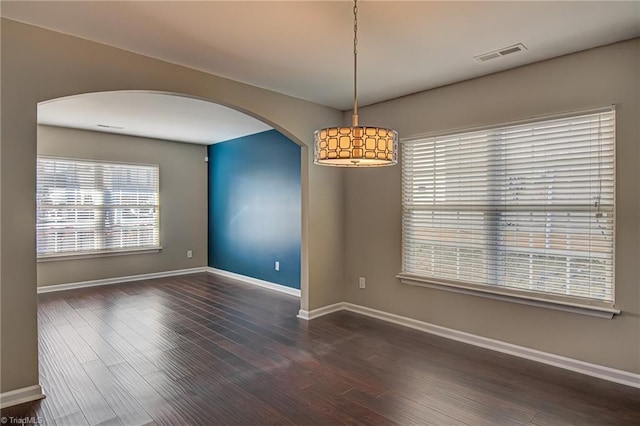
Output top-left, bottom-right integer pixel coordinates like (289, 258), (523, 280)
(38, 92), (272, 145)
(3, 1), (639, 110)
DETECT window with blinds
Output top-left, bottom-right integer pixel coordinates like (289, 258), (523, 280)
(37, 157), (160, 258)
(401, 108), (615, 307)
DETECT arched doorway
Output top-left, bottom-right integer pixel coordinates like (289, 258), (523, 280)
(36, 90), (303, 298)
(2, 18), (345, 402)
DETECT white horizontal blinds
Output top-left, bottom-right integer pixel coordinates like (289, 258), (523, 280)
(102, 163), (159, 251)
(37, 159), (102, 255)
(37, 157), (159, 257)
(402, 108), (615, 303)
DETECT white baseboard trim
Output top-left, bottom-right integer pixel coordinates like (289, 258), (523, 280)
(0, 384), (45, 409)
(207, 267), (301, 297)
(298, 302), (640, 389)
(37, 267), (208, 294)
(297, 302), (343, 320)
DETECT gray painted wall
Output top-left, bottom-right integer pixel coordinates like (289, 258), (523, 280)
(344, 39), (640, 374)
(1, 18), (344, 395)
(37, 125), (208, 287)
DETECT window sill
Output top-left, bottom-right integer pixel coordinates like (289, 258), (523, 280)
(396, 273), (621, 319)
(37, 247), (162, 262)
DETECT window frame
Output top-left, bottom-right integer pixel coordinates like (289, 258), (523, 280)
(36, 156), (161, 261)
(398, 106), (619, 318)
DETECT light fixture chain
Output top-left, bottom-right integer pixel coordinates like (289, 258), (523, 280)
(353, 0), (359, 125)
(313, 0), (398, 167)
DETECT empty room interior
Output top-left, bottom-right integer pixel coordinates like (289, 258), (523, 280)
(1, 1), (639, 425)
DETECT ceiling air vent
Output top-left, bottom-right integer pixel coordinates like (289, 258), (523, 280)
(474, 43), (527, 63)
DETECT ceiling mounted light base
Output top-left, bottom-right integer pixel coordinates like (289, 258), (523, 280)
(314, 125), (398, 167)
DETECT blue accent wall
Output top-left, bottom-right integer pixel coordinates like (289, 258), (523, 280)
(208, 130), (301, 289)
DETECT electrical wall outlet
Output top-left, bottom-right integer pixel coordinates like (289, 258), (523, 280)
(187, 250), (193, 259)
(359, 277), (366, 289)
(275, 261), (280, 271)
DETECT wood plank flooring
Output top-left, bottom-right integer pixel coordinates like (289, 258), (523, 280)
(2, 273), (639, 425)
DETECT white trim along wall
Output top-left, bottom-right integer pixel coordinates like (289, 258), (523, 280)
(37, 268), (208, 293)
(34, 267), (638, 391)
(37, 267), (301, 298)
(298, 303), (640, 389)
(0, 385), (45, 409)
(205, 268), (301, 297)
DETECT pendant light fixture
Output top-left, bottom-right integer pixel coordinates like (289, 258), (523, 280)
(313, 0), (398, 167)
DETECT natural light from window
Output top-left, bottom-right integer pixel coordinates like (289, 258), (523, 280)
(400, 108), (615, 309)
(36, 157), (160, 258)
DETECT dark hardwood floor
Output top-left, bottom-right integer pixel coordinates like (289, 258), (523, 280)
(2, 273), (639, 425)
